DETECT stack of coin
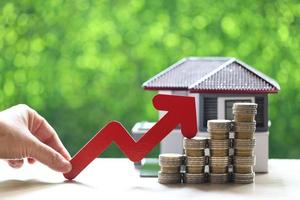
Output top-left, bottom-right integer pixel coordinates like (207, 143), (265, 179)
(158, 153), (183, 184)
(233, 172), (255, 184)
(207, 120), (231, 139)
(207, 120), (231, 184)
(232, 102), (257, 184)
(210, 173), (229, 184)
(183, 137), (207, 184)
(234, 121), (256, 139)
(233, 103), (257, 122)
(233, 156), (255, 173)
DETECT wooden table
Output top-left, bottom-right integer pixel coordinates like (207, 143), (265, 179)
(0, 159), (298, 200)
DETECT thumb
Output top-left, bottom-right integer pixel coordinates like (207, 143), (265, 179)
(29, 139), (72, 173)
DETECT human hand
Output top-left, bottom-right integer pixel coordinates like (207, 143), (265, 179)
(0, 104), (72, 173)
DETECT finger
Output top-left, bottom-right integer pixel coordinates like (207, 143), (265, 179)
(29, 138), (72, 173)
(27, 108), (71, 160)
(27, 157), (36, 164)
(7, 159), (24, 168)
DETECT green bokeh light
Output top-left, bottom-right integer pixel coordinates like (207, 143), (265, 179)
(0, 0), (299, 158)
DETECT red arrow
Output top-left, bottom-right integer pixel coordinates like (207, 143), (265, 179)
(63, 94), (197, 180)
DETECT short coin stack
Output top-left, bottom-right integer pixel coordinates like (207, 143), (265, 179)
(207, 120), (231, 183)
(233, 102), (257, 184)
(158, 153), (183, 184)
(183, 137), (207, 184)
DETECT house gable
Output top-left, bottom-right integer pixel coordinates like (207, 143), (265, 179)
(189, 60), (279, 93)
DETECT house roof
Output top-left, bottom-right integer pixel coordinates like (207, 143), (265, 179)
(142, 57), (280, 94)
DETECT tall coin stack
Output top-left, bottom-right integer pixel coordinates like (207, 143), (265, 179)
(158, 153), (183, 184)
(232, 102), (257, 184)
(207, 120), (231, 184)
(183, 137), (207, 184)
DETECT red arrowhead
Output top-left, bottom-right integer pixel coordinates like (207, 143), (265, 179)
(63, 94), (197, 180)
(153, 94), (197, 138)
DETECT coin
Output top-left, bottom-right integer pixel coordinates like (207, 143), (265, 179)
(209, 132), (229, 140)
(186, 165), (205, 174)
(208, 119), (232, 129)
(234, 139), (256, 149)
(235, 132), (254, 139)
(233, 165), (253, 173)
(234, 156), (256, 166)
(158, 171), (182, 184)
(186, 156), (205, 166)
(233, 102), (257, 109)
(233, 109), (257, 115)
(233, 172), (255, 184)
(209, 173), (229, 184)
(234, 149), (254, 157)
(207, 120), (232, 132)
(183, 137), (208, 149)
(233, 103), (257, 123)
(209, 166), (228, 173)
(184, 173), (206, 184)
(209, 139), (230, 149)
(209, 156), (229, 166)
(234, 121), (256, 132)
(185, 149), (205, 157)
(210, 149), (229, 157)
(234, 114), (256, 122)
(159, 153), (183, 167)
(161, 166), (181, 174)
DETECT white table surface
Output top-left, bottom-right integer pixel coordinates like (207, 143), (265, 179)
(0, 158), (298, 200)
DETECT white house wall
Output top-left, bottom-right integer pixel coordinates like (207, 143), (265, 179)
(160, 129), (184, 154)
(254, 131), (269, 172)
(188, 92), (200, 130)
(158, 90), (184, 154)
(158, 90), (172, 120)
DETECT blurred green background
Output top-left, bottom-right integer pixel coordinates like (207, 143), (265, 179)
(0, 0), (299, 158)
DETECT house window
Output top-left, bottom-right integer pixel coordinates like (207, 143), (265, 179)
(203, 97), (218, 128)
(200, 95), (267, 132)
(255, 97), (265, 128)
(225, 100), (251, 120)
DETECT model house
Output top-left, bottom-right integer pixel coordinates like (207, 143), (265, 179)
(139, 57), (280, 172)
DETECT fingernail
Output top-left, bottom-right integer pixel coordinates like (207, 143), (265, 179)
(9, 161), (17, 167)
(8, 161), (22, 169)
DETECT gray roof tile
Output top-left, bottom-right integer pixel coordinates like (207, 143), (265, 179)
(143, 57), (280, 93)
